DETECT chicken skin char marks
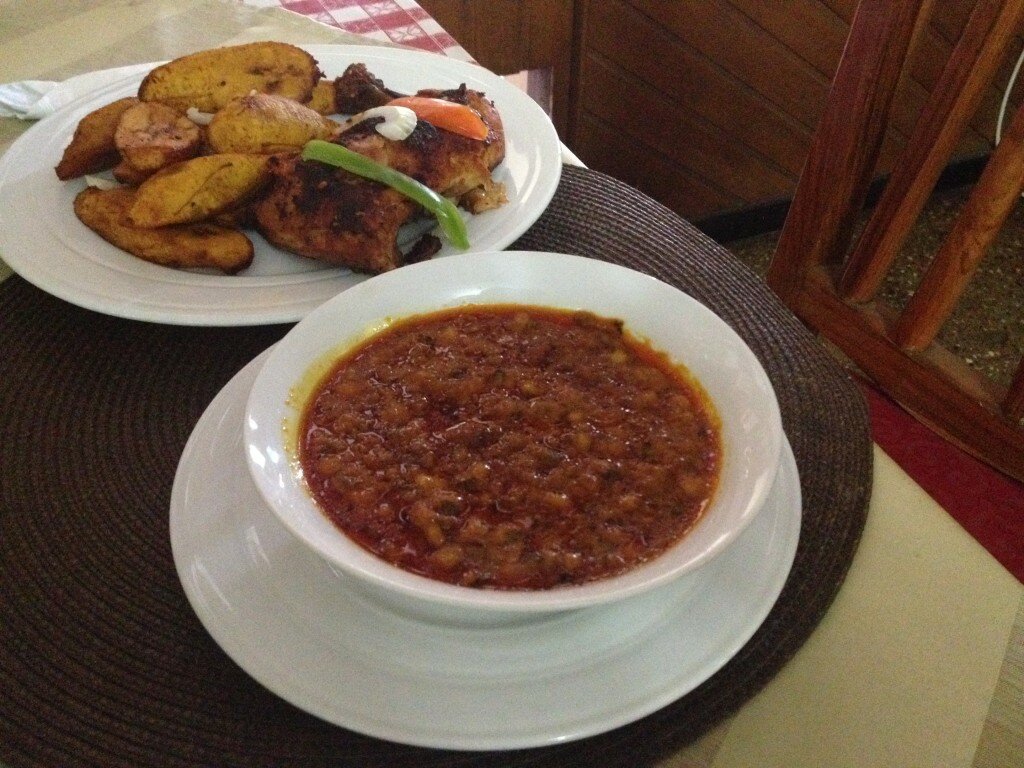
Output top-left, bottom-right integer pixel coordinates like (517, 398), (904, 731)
(332, 63), (403, 113)
(254, 81), (507, 273)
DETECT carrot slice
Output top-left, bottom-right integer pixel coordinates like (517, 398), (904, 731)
(387, 96), (489, 140)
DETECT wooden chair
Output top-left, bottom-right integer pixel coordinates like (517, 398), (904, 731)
(766, 0), (1024, 482)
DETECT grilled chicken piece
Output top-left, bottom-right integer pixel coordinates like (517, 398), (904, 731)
(333, 63), (403, 113)
(338, 86), (506, 212)
(254, 83), (506, 273)
(254, 154), (421, 272)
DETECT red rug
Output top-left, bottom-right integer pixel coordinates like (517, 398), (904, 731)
(859, 380), (1024, 583)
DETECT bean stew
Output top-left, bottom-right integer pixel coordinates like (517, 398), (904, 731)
(299, 305), (721, 590)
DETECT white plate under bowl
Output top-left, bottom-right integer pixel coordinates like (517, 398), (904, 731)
(0, 45), (562, 325)
(245, 251), (784, 617)
(171, 348), (801, 750)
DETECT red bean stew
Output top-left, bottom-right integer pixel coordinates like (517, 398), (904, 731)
(299, 305), (721, 590)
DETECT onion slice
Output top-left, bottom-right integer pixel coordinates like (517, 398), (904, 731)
(84, 175), (121, 190)
(186, 106), (214, 126)
(334, 105), (418, 141)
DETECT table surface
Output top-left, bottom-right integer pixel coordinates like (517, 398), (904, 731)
(0, 2), (1020, 767)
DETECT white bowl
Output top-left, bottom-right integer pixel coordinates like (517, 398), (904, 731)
(244, 251), (783, 622)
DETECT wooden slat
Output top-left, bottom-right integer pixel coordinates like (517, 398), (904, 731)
(894, 98), (1024, 350)
(839, 0), (1024, 302)
(565, 0), (1021, 220)
(820, 0), (857, 21)
(628, 0), (834, 132)
(1007, 360), (1024, 420)
(578, 52), (795, 202)
(713, 0), (994, 157)
(908, 28), (996, 152)
(415, 0), (576, 136)
(581, 0), (812, 178)
(726, 0), (951, 157)
(828, 0), (1013, 152)
(725, 0), (850, 77)
(574, 114), (741, 219)
(767, 0), (928, 303)
(931, 0), (981, 43)
(786, 270), (1024, 479)
(914, 1), (1022, 148)
(768, 0), (1024, 481)
(733, 0), (995, 157)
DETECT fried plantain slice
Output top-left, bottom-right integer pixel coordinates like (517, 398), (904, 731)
(304, 78), (339, 115)
(207, 92), (336, 154)
(55, 97), (139, 180)
(111, 159), (154, 186)
(138, 41), (322, 113)
(74, 186), (253, 274)
(128, 153), (271, 227)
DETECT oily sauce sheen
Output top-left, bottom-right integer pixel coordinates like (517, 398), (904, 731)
(299, 305), (721, 590)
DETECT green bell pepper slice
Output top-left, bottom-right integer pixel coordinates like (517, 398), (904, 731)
(301, 139), (470, 250)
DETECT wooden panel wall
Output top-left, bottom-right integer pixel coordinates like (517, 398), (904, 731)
(571, 0), (1024, 222)
(420, 0), (1024, 225)
(414, 0), (576, 136)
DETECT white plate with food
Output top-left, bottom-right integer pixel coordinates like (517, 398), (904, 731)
(0, 44), (562, 325)
(170, 347), (801, 751)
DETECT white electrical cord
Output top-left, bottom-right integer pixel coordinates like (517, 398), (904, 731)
(995, 42), (1024, 145)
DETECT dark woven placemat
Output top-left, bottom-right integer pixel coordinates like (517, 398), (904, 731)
(0, 166), (871, 768)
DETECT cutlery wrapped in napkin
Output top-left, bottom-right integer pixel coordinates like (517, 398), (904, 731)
(0, 65), (151, 120)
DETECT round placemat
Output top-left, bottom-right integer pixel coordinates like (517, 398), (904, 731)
(0, 166), (871, 767)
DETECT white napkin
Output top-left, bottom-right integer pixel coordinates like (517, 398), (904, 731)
(0, 80), (58, 119)
(0, 65), (153, 120)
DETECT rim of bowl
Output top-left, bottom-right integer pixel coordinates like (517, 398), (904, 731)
(244, 251), (783, 614)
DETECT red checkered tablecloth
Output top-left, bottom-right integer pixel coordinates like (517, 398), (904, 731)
(242, 0), (471, 59)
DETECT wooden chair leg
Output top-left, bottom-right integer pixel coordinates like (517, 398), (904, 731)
(767, 0), (929, 304)
(838, 0), (1024, 303)
(894, 99), (1024, 351)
